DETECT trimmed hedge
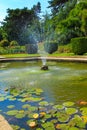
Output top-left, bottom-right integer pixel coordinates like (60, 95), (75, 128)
(71, 37), (87, 55)
(44, 41), (58, 54)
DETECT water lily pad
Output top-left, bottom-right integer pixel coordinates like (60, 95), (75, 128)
(15, 113), (26, 119)
(6, 95), (14, 99)
(11, 124), (20, 130)
(20, 97), (31, 102)
(44, 113), (51, 119)
(7, 105), (15, 109)
(9, 97), (16, 101)
(29, 97), (42, 102)
(69, 115), (86, 129)
(0, 97), (5, 101)
(69, 127), (79, 130)
(27, 113), (34, 118)
(28, 106), (38, 112)
(50, 119), (57, 124)
(22, 104), (31, 109)
(35, 88), (43, 93)
(19, 110), (25, 113)
(36, 128), (43, 130)
(10, 87), (20, 96)
(53, 104), (64, 110)
(6, 110), (18, 116)
(56, 112), (70, 122)
(80, 107), (87, 116)
(42, 122), (54, 129)
(65, 108), (78, 115)
(39, 101), (49, 106)
(63, 102), (75, 107)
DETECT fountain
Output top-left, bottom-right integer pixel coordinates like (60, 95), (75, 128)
(41, 64), (48, 70)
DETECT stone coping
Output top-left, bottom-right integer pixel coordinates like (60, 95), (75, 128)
(0, 115), (13, 130)
(0, 56), (87, 63)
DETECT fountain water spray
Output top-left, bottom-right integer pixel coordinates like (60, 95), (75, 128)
(21, 13), (56, 70)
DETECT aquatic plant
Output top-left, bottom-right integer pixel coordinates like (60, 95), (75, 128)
(65, 108), (78, 115)
(63, 101), (75, 107)
(0, 87), (87, 130)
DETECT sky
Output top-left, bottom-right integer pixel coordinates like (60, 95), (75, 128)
(0, 0), (50, 22)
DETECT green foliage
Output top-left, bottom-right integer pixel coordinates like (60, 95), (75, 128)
(10, 40), (19, 46)
(44, 41), (58, 54)
(2, 5), (41, 45)
(48, 0), (69, 15)
(80, 9), (87, 36)
(54, 1), (87, 45)
(0, 27), (8, 40)
(0, 31), (3, 41)
(71, 37), (87, 55)
(58, 44), (72, 53)
(0, 46), (25, 54)
(0, 47), (6, 54)
(0, 39), (9, 47)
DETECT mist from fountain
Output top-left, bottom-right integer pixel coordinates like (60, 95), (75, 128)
(20, 14), (56, 68)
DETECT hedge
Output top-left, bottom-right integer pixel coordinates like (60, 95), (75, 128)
(44, 41), (58, 54)
(71, 37), (87, 55)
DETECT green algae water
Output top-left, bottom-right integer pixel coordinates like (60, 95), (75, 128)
(0, 61), (87, 103)
(0, 61), (87, 129)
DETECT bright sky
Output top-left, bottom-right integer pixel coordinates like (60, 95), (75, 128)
(0, 0), (50, 22)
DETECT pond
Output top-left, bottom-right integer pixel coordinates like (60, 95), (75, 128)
(0, 61), (87, 130)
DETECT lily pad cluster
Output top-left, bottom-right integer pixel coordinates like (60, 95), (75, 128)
(0, 87), (87, 130)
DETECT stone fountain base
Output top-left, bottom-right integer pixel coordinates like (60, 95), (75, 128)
(41, 65), (48, 70)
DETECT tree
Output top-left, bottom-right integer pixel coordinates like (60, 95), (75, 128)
(2, 3), (41, 45)
(80, 9), (87, 36)
(55, 1), (87, 45)
(48, 0), (68, 15)
(0, 27), (8, 40)
(32, 2), (41, 15)
(0, 28), (3, 41)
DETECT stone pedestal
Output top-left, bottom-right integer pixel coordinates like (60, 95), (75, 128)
(41, 65), (48, 70)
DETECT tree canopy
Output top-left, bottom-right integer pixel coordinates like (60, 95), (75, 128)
(1, 3), (41, 45)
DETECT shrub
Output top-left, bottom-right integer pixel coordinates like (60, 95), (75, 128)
(44, 41), (58, 54)
(8, 46), (25, 54)
(0, 47), (7, 54)
(0, 39), (9, 48)
(58, 44), (72, 53)
(10, 40), (18, 46)
(71, 37), (87, 55)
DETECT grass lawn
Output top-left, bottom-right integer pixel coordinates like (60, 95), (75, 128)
(1, 52), (87, 58)
(1, 53), (40, 58)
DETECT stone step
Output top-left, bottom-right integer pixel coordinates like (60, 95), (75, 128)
(0, 115), (13, 130)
